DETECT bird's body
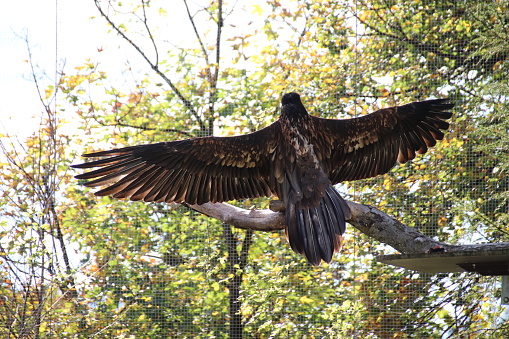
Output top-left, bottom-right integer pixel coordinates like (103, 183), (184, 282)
(73, 93), (453, 265)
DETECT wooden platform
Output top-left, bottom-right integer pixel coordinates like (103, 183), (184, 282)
(377, 248), (509, 275)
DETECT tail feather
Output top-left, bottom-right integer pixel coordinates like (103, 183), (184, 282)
(301, 209), (321, 265)
(286, 185), (350, 265)
(310, 208), (333, 263)
(319, 199), (340, 252)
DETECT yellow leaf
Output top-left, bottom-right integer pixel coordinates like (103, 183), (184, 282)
(299, 295), (314, 304)
(39, 322), (48, 333)
(252, 4), (263, 15)
(44, 87), (53, 100)
(358, 11), (369, 21)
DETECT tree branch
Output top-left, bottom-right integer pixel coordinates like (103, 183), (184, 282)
(353, 4), (508, 73)
(183, 0), (210, 66)
(112, 121), (195, 138)
(93, 0), (206, 131)
(140, 0), (159, 65)
(189, 200), (509, 255)
(213, 0), (222, 90)
(187, 202), (285, 232)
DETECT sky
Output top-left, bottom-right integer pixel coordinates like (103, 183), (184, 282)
(0, 0), (269, 138)
(0, 0), (182, 137)
(0, 0), (103, 135)
(0, 0), (212, 269)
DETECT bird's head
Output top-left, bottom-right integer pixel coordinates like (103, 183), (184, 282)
(281, 92), (302, 106)
(281, 92), (308, 120)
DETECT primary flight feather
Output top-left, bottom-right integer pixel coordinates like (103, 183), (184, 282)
(73, 92), (453, 265)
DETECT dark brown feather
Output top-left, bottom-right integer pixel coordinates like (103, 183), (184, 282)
(322, 98), (453, 183)
(72, 93), (452, 266)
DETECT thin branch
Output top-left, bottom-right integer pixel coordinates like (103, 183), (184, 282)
(183, 0), (210, 65)
(140, 0), (159, 65)
(352, 9), (460, 62)
(83, 81), (197, 139)
(333, 85), (420, 99)
(93, 0), (206, 131)
(182, 0), (216, 137)
(213, 0), (223, 89)
(113, 121), (195, 138)
(239, 229), (253, 268)
(352, 4), (507, 71)
(222, 224), (238, 266)
(279, 10), (312, 83)
(207, 0), (224, 136)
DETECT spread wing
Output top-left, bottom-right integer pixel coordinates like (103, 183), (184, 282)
(72, 122), (282, 205)
(311, 99), (454, 184)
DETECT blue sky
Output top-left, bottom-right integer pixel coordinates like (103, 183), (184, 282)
(0, 0), (274, 139)
(0, 0), (126, 136)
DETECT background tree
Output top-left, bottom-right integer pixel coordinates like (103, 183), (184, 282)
(0, 42), (80, 337)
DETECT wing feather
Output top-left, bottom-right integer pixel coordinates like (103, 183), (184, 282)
(185, 173), (199, 204)
(159, 169), (185, 202)
(124, 169), (165, 200)
(175, 173), (192, 202)
(310, 99), (453, 184)
(144, 171), (173, 201)
(79, 159), (146, 182)
(72, 122), (281, 204)
(71, 153), (132, 169)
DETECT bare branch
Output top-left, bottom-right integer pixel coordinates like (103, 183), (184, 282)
(213, 0), (223, 89)
(189, 200), (508, 255)
(112, 121), (195, 138)
(182, 0), (216, 137)
(239, 229), (253, 268)
(140, 0), (159, 65)
(183, 0), (210, 65)
(93, 0), (206, 131)
(188, 202), (285, 232)
(207, 0), (224, 136)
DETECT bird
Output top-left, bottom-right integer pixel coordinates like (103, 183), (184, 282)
(72, 92), (453, 266)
